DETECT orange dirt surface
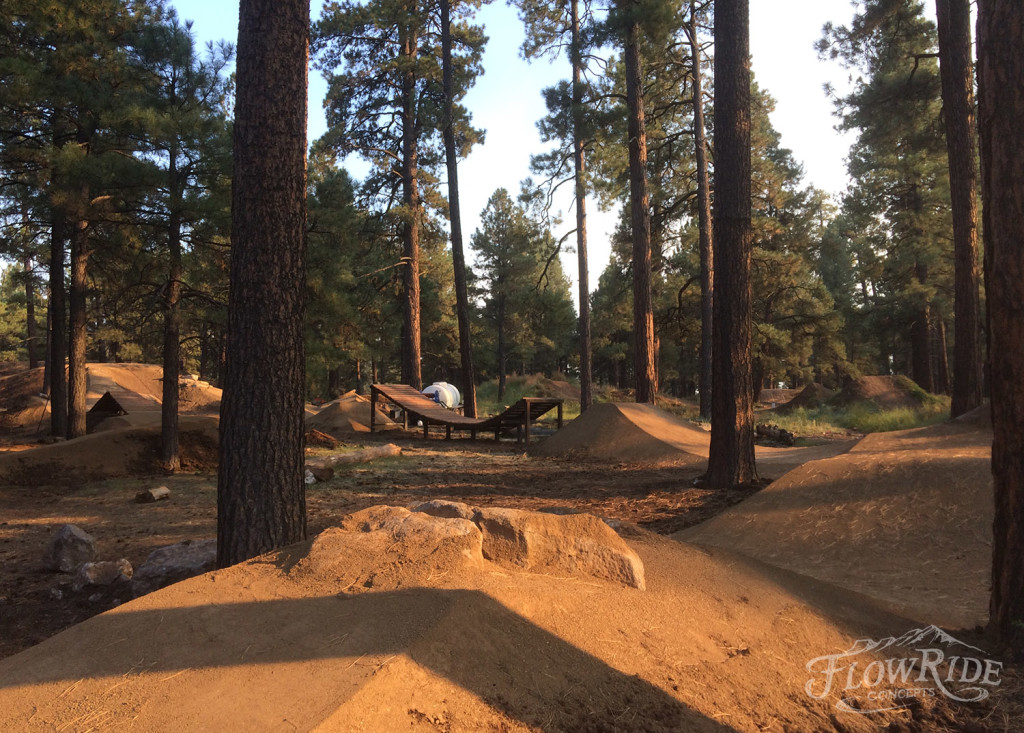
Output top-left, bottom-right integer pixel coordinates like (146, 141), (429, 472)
(680, 415), (993, 631)
(0, 364), (1016, 731)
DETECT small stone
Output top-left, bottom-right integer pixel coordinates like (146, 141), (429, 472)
(304, 469), (317, 485)
(43, 524), (96, 573)
(49, 588), (63, 600)
(308, 465), (334, 482)
(73, 559), (133, 590)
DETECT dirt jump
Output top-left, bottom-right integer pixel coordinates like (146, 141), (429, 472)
(533, 402), (854, 476)
(680, 408), (993, 631)
(0, 503), (973, 732)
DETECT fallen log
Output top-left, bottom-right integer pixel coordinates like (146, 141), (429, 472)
(304, 443), (403, 482)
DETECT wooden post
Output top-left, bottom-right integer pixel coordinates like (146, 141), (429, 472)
(557, 401), (563, 429)
(370, 386), (377, 434)
(446, 424), (452, 440)
(423, 419), (429, 439)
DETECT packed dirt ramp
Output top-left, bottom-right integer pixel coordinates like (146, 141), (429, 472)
(0, 506), (965, 732)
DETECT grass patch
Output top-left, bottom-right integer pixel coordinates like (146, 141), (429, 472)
(770, 396), (951, 436)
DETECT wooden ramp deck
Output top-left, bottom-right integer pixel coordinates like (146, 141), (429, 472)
(370, 384), (563, 444)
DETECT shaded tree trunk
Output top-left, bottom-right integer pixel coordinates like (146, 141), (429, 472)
(400, 23), (423, 391)
(161, 155), (183, 471)
(218, 0), (309, 568)
(689, 0), (713, 420)
(933, 318), (950, 395)
(440, 0), (477, 417)
(571, 0), (593, 412)
(936, 0), (983, 418)
(497, 295), (507, 401)
(24, 254), (38, 369)
(706, 0), (757, 488)
(623, 18), (656, 405)
(978, 0), (1024, 657)
(48, 214), (67, 437)
(911, 303), (934, 393)
(66, 198), (89, 439)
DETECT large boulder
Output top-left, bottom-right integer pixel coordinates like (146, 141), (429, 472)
(131, 538), (217, 597)
(471, 507), (646, 590)
(409, 501), (646, 590)
(43, 524), (96, 573)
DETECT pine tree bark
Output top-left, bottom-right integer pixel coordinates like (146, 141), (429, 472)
(705, 0), (757, 488)
(161, 153), (183, 472)
(497, 294), (507, 401)
(571, 0), (593, 412)
(66, 199), (89, 440)
(440, 0), (477, 417)
(218, 0), (309, 568)
(936, 0), (983, 418)
(978, 0), (1024, 657)
(24, 254), (38, 369)
(688, 0), (713, 419)
(400, 21), (423, 391)
(48, 213), (67, 438)
(623, 18), (656, 405)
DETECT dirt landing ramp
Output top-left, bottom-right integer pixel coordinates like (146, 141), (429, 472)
(0, 508), (943, 732)
(533, 402), (854, 474)
(679, 419), (992, 630)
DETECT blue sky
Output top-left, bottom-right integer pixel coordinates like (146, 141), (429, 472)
(168, 0), (937, 296)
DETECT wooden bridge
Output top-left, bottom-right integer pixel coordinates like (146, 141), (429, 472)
(369, 384), (563, 445)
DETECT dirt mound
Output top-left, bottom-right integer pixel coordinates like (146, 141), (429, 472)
(534, 402), (854, 476)
(0, 507), (954, 732)
(776, 382), (837, 412)
(757, 387), (800, 405)
(529, 375), (581, 402)
(86, 363), (221, 414)
(0, 416), (219, 485)
(306, 391), (398, 436)
(0, 367), (46, 429)
(831, 374), (925, 410)
(533, 402), (709, 465)
(679, 417), (993, 630)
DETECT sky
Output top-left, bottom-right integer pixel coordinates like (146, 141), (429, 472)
(168, 0), (933, 298)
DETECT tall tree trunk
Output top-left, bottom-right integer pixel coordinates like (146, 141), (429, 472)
(706, 0), (757, 488)
(911, 301), (935, 393)
(497, 294), (507, 402)
(936, 0), (983, 418)
(24, 254), (38, 369)
(623, 18), (656, 405)
(48, 214), (67, 437)
(933, 318), (950, 395)
(66, 197), (89, 440)
(218, 0), (309, 568)
(161, 157), (183, 472)
(689, 0), (714, 420)
(571, 0), (593, 412)
(400, 23), (423, 391)
(440, 0), (477, 417)
(978, 0), (1024, 657)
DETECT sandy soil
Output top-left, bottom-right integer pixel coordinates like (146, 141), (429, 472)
(680, 417), (993, 631)
(0, 368), (1016, 732)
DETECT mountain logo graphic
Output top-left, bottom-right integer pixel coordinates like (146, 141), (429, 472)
(805, 625), (1003, 715)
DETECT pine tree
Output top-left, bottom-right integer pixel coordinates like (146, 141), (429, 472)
(977, 0), (1024, 658)
(217, 0), (309, 567)
(705, 0), (758, 488)
(314, 0), (485, 391)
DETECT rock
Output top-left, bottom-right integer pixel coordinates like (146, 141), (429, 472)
(472, 507), (646, 590)
(307, 465), (334, 482)
(304, 469), (317, 485)
(73, 559), (132, 590)
(43, 524), (96, 572)
(410, 499), (479, 521)
(135, 486), (171, 503)
(131, 538), (217, 597)
(49, 588), (63, 601)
